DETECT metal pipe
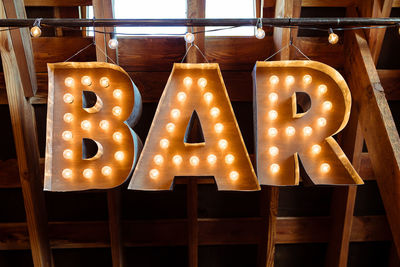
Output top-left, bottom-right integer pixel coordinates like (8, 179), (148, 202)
(0, 18), (399, 28)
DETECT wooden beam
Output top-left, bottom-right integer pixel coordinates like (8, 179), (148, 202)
(264, 0), (356, 7)
(24, 0), (92, 6)
(187, 179), (198, 267)
(186, 0), (205, 63)
(377, 69), (400, 101)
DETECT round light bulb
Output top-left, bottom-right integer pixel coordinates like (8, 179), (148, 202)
(112, 106), (122, 116)
(207, 154), (217, 164)
(81, 76), (92, 86)
(269, 75), (279, 85)
(99, 120), (109, 130)
(218, 139), (228, 150)
(229, 171), (239, 181)
(177, 92), (187, 102)
(108, 38), (118, 49)
(321, 163), (331, 173)
(114, 151), (124, 161)
(270, 164), (280, 173)
(198, 78), (207, 88)
(269, 93), (278, 103)
(100, 77), (110, 88)
(210, 107), (220, 118)
(303, 126), (313, 136)
(64, 77), (74, 87)
(303, 75), (312, 85)
(83, 168), (93, 179)
(102, 166), (112, 176)
(214, 123), (224, 133)
(62, 169), (72, 179)
(268, 128), (278, 137)
(173, 155), (182, 165)
(183, 77), (193, 87)
(30, 26), (41, 37)
(323, 101), (333, 111)
(166, 123), (175, 133)
(81, 120), (91, 130)
(184, 32), (195, 43)
(149, 169), (159, 179)
(328, 32), (339, 44)
(63, 149), (73, 159)
(318, 84), (327, 95)
(312, 144), (321, 154)
(171, 109), (180, 119)
(286, 126), (296, 136)
(190, 156), (199, 166)
(62, 131), (73, 141)
(160, 139), (169, 149)
(225, 154), (234, 164)
(63, 93), (74, 104)
(268, 110), (278, 120)
(285, 75), (295, 85)
(63, 113), (73, 123)
(113, 132), (122, 142)
(154, 155), (164, 165)
(318, 117), (327, 127)
(204, 92), (213, 104)
(113, 89), (122, 99)
(269, 146), (279, 156)
(255, 28), (265, 39)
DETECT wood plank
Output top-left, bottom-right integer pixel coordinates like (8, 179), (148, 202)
(24, 0), (92, 6)
(187, 0), (205, 63)
(264, 0), (356, 7)
(394, 0), (400, 7)
(378, 69), (400, 101)
(0, 159), (20, 188)
(358, 153), (376, 180)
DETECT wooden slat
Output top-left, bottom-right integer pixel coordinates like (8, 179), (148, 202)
(358, 153), (376, 180)
(0, 159), (20, 188)
(24, 0), (92, 6)
(394, 0), (400, 7)
(264, 0), (356, 7)
(378, 69), (400, 101)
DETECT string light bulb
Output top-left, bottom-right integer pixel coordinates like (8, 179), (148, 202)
(173, 155), (182, 165)
(321, 163), (331, 173)
(102, 166), (112, 176)
(270, 164), (280, 173)
(99, 120), (110, 130)
(113, 132), (122, 142)
(166, 123), (175, 133)
(190, 156), (200, 166)
(312, 144), (321, 154)
(149, 169), (159, 179)
(62, 131), (73, 141)
(62, 169), (72, 179)
(207, 154), (217, 164)
(210, 107), (220, 118)
(328, 28), (339, 44)
(268, 128), (278, 137)
(30, 26), (41, 37)
(225, 154), (235, 164)
(112, 106), (122, 116)
(83, 168), (93, 179)
(218, 139), (228, 150)
(63, 113), (73, 123)
(198, 78), (207, 88)
(171, 109), (181, 119)
(113, 89), (122, 99)
(63, 93), (74, 104)
(81, 120), (91, 130)
(214, 123), (224, 133)
(255, 28), (265, 39)
(154, 155), (164, 165)
(64, 77), (74, 87)
(183, 77), (193, 87)
(160, 139), (169, 149)
(63, 149), (73, 159)
(81, 76), (92, 86)
(229, 171), (239, 181)
(114, 151), (124, 161)
(184, 32), (195, 43)
(100, 77), (110, 88)
(204, 92), (213, 103)
(108, 38), (118, 49)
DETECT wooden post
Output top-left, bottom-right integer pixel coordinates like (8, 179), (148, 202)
(186, 0), (205, 63)
(187, 178), (198, 267)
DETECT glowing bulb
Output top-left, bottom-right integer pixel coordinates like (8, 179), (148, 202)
(108, 38), (118, 49)
(99, 77), (110, 88)
(270, 164), (280, 173)
(112, 106), (122, 116)
(255, 28), (265, 39)
(323, 101), (333, 111)
(62, 169), (72, 179)
(63, 93), (74, 104)
(229, 171), (239, 181)
(154, 155), (164, 165)
(204, 92), (213, 103)
(198, 78), (207, 88)
(268, 110), (278, 120)
(183, 77), (193, 87)
(269, 75), (279, 85)
(81, 76), (92, 86)
(114, 151), (124, 161)
(184, 32), (195, 43)
(63, 113), (73, 123)
(149, 169), (159, 179)
(312, 144), (321, 154)
(113, 132), (122, 142)
(286, 126), (295, 136)
(328, 32), (339, 44)
(269, 146), (279, 156)
(210, 107), (220, 118)
(98, 120), (109, 130)
(321, 163), (331, 173)
(63, 149), (73, 159)
(83, 168), (93, 179)
(30, 26), (41, 37)
(318, 84), (327, 95)
(207, 154), (217, 164)
(171, 109), (180, 119)
(268, 128), (278, 137)
(160, 139), (169, 149)
(303, 126), (313, 136)
(190, 156), (200, 166)
(166, 123), (175, 133)
(102, 166), (112, 176)
(225, 154), (234, 164)
(177, 92), (187, 102)
(318, 117), (327, 127)
(214, 123), (224, 133)
(113, 89), (122, 99)
(269, 93), (278, 103)
(64, 77), (74, 87)
(303, 75), (312, 85)
(173, 155), (182, 165)
(218, 139), (228, 150)
(62, 131), (73, 141)
(81, 120), (91, 130)
(285, 75), (295, 85)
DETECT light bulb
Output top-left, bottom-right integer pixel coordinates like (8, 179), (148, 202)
(62, 131), (73, 141)
(114, 151), (124, 161)
(63, 149), (73, 159)
(270, 164), (280, 173)
(328, 32), (339, 44)
(166, 123), (175, 133)
(204, 92), (213, 104)
(285, 75), (295, 85)
(63, 93), (74, 104)
(183, 77), (193, 87)
(255, 28), (265, 39)
(63, 113), (73, 123)
(318, 84), (327, 95)
(184, 32), (195, 43)
(113, 132), (122, 142)
(269, 75), (279, 85)
(108, 38), (118, 49)
(303, 126), (313, 136)
(268, 110), (278, 120)
(214, 123), (224, 133)
(173, 155), (182, 165)
(160, 139), (169, 149)
(190, 156), (199, 166)
(154, 155), (164, 165)
(113, 89), (122, 99)
(171, 109), (180, 119)
(269, 93), (278, 103)
(81, 76), (92, 86)
(30, 26), (41, 37)
(81, 120), (91, 130)
(268, 128), (278, 137)
(210, 107), (220, 118)
(323, 101), (333, 111)
(198, 78), (207, 88)
(62, 169), (72, 179)
(102, 166), (112, 176)
(177, 92), (187, 102)
(112, 106), (122, 116)
(100, 77), (110, 88)
(312, 144), (321, 154)
(64, 77), (74, 87)
(321, 163), (331, 173)
(286, 126), (295, 136)
(149, 169), (159, 179)
(83, 168), (93, 179)
(318, 117), (327, 127)
(99, 120), (109, 130)
(269, 146), (279, 156)
(229, 171), (239, 181)
(207, 154), (217, 164)
(225, 154), (234, 164)
(218, 139), (228, 150)
(303, 75), (312, 85)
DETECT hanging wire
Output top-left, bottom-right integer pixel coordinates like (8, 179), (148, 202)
(181, 43), (209, 63)
(64, 42), (94, 62)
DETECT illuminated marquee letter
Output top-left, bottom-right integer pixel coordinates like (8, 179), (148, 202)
(253, 61), (363, 185)
(45, 62), (142, 191)
(130, 63), (259, 191)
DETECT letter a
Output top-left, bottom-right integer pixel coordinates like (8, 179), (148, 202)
(130, 63), (259, 191)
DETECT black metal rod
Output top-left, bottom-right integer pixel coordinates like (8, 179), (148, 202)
(0, 18), (399, 28)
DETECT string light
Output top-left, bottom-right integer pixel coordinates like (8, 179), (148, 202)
(114, 151), (124, 161)
(154, 155), (164, 165)
(328, 28), (339, 44)
(312, 144), (321, 154)
(64, 77), (74, 87)
(62, 169), (73, 179)
(190, 156), (200, 166)
(108, 38), (118, 49)
(270, 164), (280, 173)
(229, 171), (239, 181)
(303, 74), (312, 85)
(81, 120), (91, 130)
(285, 75), (295, 85)
(269, 146), (279, 156)
(268, 110), (278, 120)
(318, 117), (327, 127)
(198, 78), (207, 88)
(255, 28), (265, 39)
(63, 113), (73, 123)
(113, 89), (122, 99)
(207, 154), (217, 164)
(62, 131), (73, 141)
(214, 123), (224, 133)
(99, 120), (109, 130)
(225, 154), (235, 164)
(171, 109), (181, 119)
(63, 93), (74, 104)
(166, 123), (175, 133)
(318, 84), (327, 95)
(268, 127), (278, 137)
(160, 139), (169, 149)
(30, 25), (41, 37)
(63, 149), (73, 159)
(173, 155), (182, 165)
(149, 169), (159, 179)
(320, 163), (331, 173)
(102, 166), (112, 176)
(100, 77), (110, 88)
(286, 126), (296, 136)
(218, 139), (228, 149)
(303, 126), (313, 136)
(323, 101), (333, 111)
(83, 168), (93, 179)
(269, 93), (278, 103)
(81, 76), (92, 86)
(204, 92), (213, 103)
(113, 132), (122, 142)
(183, 77), (193, 87)
(269, 75), (279, 85)
(112, 106), (122, 116)
(177, 92), (187, 102)
(210, 107), (220, 118)
(184, 32), (195, 43)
